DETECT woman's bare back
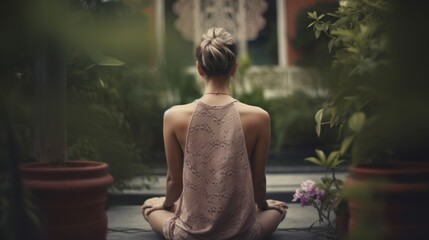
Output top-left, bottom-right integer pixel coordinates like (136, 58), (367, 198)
(165, 98), (270, 159)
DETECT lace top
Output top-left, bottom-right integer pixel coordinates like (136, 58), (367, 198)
(163, 100), (261, 240)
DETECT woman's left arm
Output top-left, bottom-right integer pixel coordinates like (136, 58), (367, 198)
(142, 108), (184, 216)
(251, 111), (271, 210)
(162, 108), (184, 208)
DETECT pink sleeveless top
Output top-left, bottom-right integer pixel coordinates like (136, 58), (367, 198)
(163, 100), (261, 240)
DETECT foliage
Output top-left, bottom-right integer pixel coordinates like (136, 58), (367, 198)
(301, 1), (392, 230)
(305, 149), (345, 172)
(307, 0), (392, 164)
(0, 0), (37, 173)
(292, 1), (338, 69)
(234, 85), (338, 154)
(175, 71), (202, 104)
(234, 83), (339, 166)
(1, 0), (166, 188)
(67, 52), (165, 188)
(267, 92), (337, 150)
(64, 1), (167, 187)
(236, 86), (267, 110)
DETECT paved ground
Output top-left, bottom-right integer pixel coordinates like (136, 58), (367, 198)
(109, 171), (347, 199)
(107, 204), (332, 240)
(107, 172), (346, 239)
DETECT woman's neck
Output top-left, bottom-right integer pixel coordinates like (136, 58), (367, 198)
(204, 77), (231, 94)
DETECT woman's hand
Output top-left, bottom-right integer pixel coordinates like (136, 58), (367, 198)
(265, 199), (288, 216)
(141, 197), (169, 217)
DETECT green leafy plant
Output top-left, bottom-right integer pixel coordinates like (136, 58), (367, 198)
(305, 149), (345, 173)
(268, 92), (330, 150)
(301, 1), (391, 235)
(292, 2), (338, 61)
(307, 0), (391, 164)
(66, 51), (165, 188)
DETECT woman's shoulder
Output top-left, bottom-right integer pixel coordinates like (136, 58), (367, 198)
(235, 101), (270, 118)
(164, 101), (197, 120)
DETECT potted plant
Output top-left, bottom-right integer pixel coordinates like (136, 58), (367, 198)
(6, 1), (159, 238)
(9, 1), (127, 239)
(1, 38), (114, 240)
(307, 0), (429, 239)
(18, 20), (114, 240)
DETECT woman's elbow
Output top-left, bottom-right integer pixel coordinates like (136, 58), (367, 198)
(166, 175), (182, 189)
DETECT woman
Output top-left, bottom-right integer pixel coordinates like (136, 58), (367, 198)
(142, 28), (288, 240)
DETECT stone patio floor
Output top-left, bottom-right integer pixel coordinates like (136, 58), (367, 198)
(107, 171), (346, 239)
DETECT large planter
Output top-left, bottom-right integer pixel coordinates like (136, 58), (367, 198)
(344, 161), (429, 240)
(20, 160), (114, 240)
(335, 201), (349, 240)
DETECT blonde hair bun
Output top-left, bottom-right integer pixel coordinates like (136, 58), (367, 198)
(196, 28), (237, 77)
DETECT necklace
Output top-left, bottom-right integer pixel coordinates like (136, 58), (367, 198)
(204, 92), (231, 95)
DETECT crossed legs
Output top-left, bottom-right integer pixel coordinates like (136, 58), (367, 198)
(142, 197), (176, 236)
(142, 197), (287, 240)
(256, 205), (287, 240)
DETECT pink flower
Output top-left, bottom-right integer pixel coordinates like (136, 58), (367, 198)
(301, 179), (316, 192)
(294, 191), (311, 206)
(315, 188), (325, 198)
(292, 179), (328, 207)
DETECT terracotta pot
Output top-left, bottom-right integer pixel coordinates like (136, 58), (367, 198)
(344, 161), (429, 240)
(20, 160), (114, 240)
(335, 204), (349, 240)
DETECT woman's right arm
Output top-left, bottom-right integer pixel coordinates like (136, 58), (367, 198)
(162, 108), (184, 208)
(251, 110), (271, 210)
